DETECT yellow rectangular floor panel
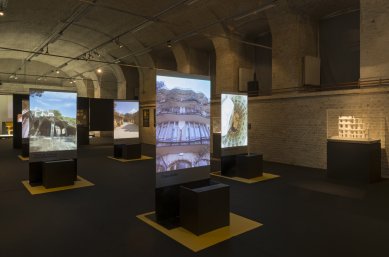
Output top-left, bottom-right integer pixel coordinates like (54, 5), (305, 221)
(21, 176), (94, 195)
(107, 155), (153, 163)
(18, 155), (29, 161)
(211, 171), (280, 184)
(137, 212), (262, 252)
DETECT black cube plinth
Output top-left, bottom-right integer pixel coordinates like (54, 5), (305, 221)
(236, 153), (263, 179)
(114, 144), (141, 159)
(29, 162), (43, 186)
(113, 144), (124, 158)
(327, 139), (381, 184)
(155, 179), (210, 226)
(21, 143), (29, 157)
(180, 181), (230, 236)
(221, 155), (237, 176)
(42, 159), (77, 188)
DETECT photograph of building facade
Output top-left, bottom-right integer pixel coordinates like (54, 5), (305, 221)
(156, 75), (210, 172)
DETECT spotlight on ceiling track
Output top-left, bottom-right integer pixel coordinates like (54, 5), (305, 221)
(114, 38), (124, 48)
(97, 68), (102, 73)
(56, 70), (60, 74)
(0, 10), (4, 16)
(167, 41), (172, 48)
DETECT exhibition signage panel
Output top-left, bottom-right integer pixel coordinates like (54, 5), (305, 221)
(156, 71), (211, 188)
(29, 90), (78, 162)
(221, 93), (248, 149)
(113, 100), (140, 141)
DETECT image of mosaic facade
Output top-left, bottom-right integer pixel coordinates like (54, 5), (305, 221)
(156, 76), (210, 173)
(221, 94), (248, 148)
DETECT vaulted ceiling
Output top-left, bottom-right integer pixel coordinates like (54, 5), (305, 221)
(0, 0), (359, 93)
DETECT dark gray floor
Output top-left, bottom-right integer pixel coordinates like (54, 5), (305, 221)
(1, 138), (389, 257)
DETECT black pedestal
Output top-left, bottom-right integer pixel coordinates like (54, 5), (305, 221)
(22, 143), (29, 158)
(155, 179), (210, 225)
(327, 139), (381, 183)
(213, 133), (221, 158)
(29, 162), (43, 186)
(42, 159), (77, 188)
(221, 155), (237, 176)
(236, 154), (263, 178)
(29, 159), (77, 188)
(114, 143), (141, 159)
(221, 153), (263, 178)
(180, 181), (230, 235)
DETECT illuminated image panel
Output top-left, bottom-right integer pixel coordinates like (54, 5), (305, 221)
(156, 74), (211, 175)
(114, 101), (139, 139)
(221, 93), (248, 148)
(22, 99), (29, 139)
(29, 90), (77, 162)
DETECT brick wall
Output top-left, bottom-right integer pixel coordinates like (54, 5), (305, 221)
(212, 87), (389, 177)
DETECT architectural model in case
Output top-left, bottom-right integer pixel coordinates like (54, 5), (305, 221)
(338, 116), (369, 139)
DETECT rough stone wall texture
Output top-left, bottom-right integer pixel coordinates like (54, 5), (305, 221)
(212, 88), (389, 177)
(360, 0), (389, 79)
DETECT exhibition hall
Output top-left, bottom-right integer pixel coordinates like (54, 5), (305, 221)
(1, 0), (389, 256)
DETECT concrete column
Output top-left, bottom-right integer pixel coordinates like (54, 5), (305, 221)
(267, 0), (317, 91)
(360, 0), (389, 80)
(172, 43), (191, 74)
(212, 36), (241, 95)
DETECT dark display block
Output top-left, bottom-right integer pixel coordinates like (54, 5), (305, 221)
(180, 181), (230, 235)
(155, 179), (210, 225)
(22, 143), (29, 157)
(221, 155), (237, 176)
(213, 133), (221, 158)
(113, 144), (141, 159)
(29, 162), (43, 186)
(327, 139), (381, 183)
(221, 153), (263, 178)
(42, 159), (77, 188)
(236, 153), (263, 178)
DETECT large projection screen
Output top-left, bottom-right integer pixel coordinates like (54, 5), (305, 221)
(114, 100), (139, 141)
(29, 90), (77, 162)
(221, 93), (248, 148)
(21, 99), (29, 140)
(156, 71), (211, 188)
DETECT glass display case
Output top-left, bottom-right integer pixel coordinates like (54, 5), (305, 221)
(327, 109), (386, 145)
(212, 117), (221, 134)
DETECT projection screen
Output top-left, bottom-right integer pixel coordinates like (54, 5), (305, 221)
(156, 71), (211, 188)
(29, 90), (77, 162)
(221, 93), (248, 148)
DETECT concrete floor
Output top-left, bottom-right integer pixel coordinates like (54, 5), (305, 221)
(0, 138), (389, 257)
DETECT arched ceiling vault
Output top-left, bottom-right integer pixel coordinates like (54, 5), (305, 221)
(0, 0), (359, 96)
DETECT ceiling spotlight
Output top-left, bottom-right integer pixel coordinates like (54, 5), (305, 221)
(0, 11), (4, 16)
(97, 68), (102, 73)
(114, 38), (124, 48)
(37, 77), (42, 81)
(14, 76), (18, 80)
(167, 41), (172, 48)
(56, 70), (60, 74)
(9, 74), (14, 79)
